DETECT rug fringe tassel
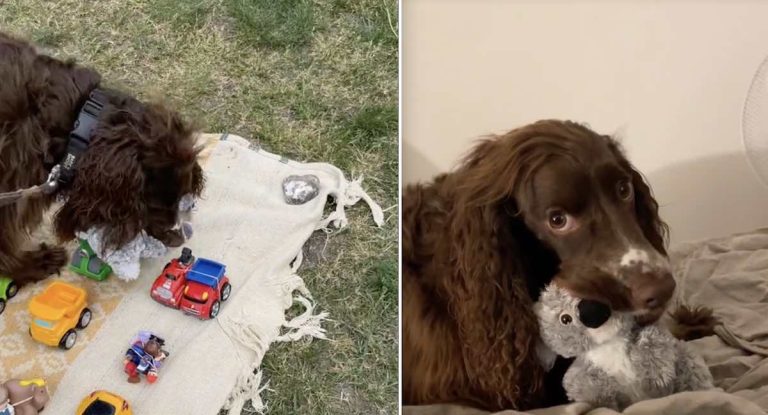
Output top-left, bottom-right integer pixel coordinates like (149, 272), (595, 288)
(222, 277), (328, 413)
(276, 295), (329, 342)
(224, 369), (270, 414)
(318, 176), (385, 230)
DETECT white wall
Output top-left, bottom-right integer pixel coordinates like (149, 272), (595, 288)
(403, 0), (768, 245)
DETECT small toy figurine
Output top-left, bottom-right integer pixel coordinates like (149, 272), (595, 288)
(123, 331), (169, 384)
(0, 276), (18, 316)
(534, 275), (713, 411)
(77, 390), (132, 415)
(1, 378), (50, 415)
(70, 239), (113, 281)
(28, 281), (91, 350)
(150, 248), (232, 319)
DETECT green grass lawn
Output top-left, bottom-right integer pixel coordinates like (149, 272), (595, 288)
(1, 0), (398, 413)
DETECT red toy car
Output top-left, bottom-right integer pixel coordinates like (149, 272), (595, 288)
(150, 248), (231, 319)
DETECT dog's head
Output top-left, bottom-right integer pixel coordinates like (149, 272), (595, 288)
(455, 120), (674, 323)
(54, 93), (204, 250)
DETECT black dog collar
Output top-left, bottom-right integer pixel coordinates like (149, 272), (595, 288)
(58, 89), (107, 187)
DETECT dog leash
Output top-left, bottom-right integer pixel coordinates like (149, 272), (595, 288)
(0, 165), (61, 208)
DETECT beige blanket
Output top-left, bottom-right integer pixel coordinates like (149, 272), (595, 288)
(405, 229), (768, 415)
(0, 133), (383, 414)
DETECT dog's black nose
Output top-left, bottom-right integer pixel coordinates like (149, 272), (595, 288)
(578, 300), (612, 329)
(632, 272), (676, 310)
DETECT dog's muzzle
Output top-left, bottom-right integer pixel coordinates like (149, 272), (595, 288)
(617, 247), (676, 321)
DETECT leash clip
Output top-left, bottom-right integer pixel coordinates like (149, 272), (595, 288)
(41, 164), (61, 195)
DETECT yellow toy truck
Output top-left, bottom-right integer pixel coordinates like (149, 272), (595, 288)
(77, 390), (133, 415)
(29, 281), (92, 350)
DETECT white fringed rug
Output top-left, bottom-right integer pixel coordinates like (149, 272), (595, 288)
(22, 133), (383, 413)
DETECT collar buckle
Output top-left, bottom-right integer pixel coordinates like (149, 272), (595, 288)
(58, 89), (105, 187)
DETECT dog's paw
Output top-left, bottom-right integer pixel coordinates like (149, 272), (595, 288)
(38, 243), (68, 273)
(11, 244), (68, 284)
(24, 243), (68, 277)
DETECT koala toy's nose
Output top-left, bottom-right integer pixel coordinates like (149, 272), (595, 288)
(578, 300), (612, 329)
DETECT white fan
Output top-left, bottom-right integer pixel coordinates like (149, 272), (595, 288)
(742, 55), (768, 186)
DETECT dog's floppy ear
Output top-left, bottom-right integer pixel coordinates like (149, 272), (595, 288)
(577, 300), (611, 329)
(606, 138), (669, 255)
(54, 141), (146, 250)
(70, 65), (101, 95)
(628, 166), (668, 255)
(440, 123), (582, 408)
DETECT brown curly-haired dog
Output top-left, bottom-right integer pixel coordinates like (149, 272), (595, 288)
(403, 120), (677, 411)
(0, 32), (204, 285)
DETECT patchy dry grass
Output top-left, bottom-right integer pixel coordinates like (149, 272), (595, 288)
(1, 0), (398, 413)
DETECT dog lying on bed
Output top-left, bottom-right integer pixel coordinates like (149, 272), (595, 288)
(0, 32), (204, 285)
(403, 120), (715, 411)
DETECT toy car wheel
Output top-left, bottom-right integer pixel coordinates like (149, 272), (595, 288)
(60, 329), (77, 350)
(209, 300), (221, 319)
(77, 308), (93, 329)
(5, 281), (18, 299)
(0, 299), (5, 315)
(221, 283), (232, 302)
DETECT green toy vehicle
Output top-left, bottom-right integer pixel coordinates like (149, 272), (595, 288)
(70, 239), (113, 281)
(0, 275), (19, 315)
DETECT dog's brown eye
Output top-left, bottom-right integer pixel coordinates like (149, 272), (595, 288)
(617, 180), (633, 201)
(560, 313), (572, 325)
(548, 210), (567, 229)
(546, 209), (578, 234)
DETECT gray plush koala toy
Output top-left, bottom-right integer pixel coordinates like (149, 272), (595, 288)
(534, 282), (713, 411)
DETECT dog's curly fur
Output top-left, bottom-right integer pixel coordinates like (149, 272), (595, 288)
(403, 120), (673, 411)
(0, 32), (204, 285)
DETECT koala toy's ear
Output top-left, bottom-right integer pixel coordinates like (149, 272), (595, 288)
(578, 300), (611, 328)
